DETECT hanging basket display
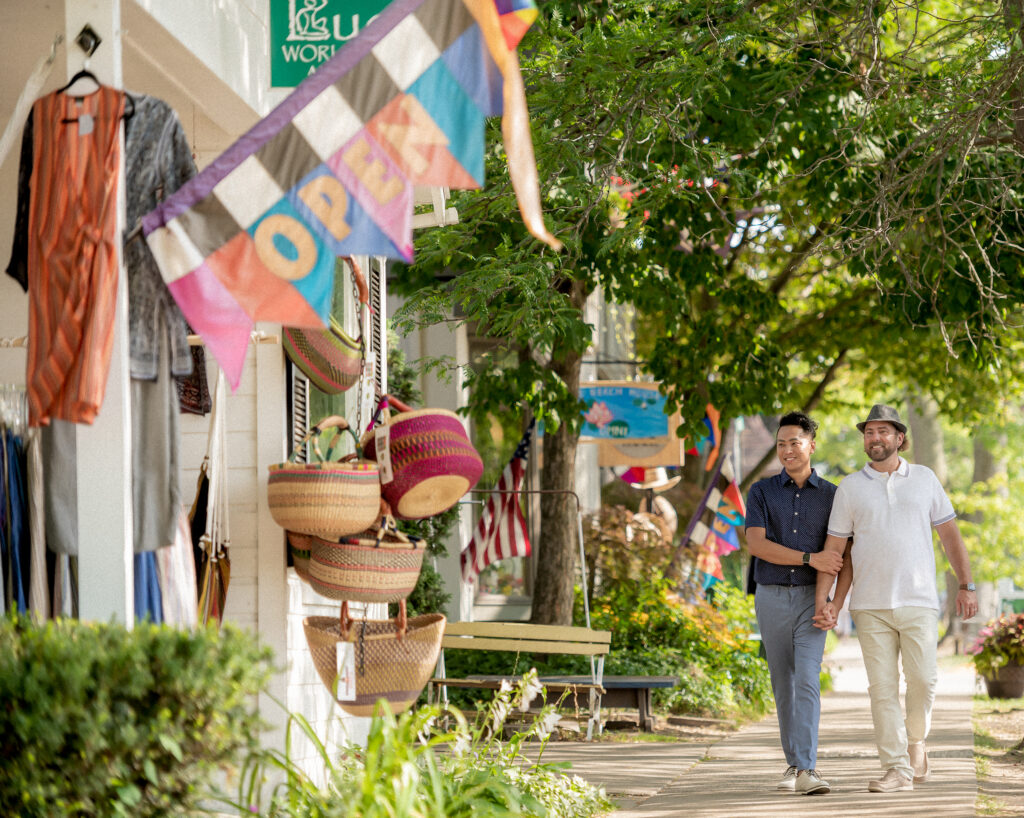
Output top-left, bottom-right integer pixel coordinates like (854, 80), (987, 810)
(287, 531), (314, 582)
(282, 257), (368, 395)
(308, 512), (426, 602)
(361, 396), (483, 520)
(268, 416), (380, 538)
(304, 600), (445, 717)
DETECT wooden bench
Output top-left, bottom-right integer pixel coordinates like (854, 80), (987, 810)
(458, 674), (677, 732)
(427, 621), (611, 739)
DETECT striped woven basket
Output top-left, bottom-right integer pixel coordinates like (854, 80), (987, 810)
(309, 518), (426, 602)
(304, 600), (445, 717)
(361, 396), (483, 520)
(287, 531), (314, 582)
(268, 416), (380, 538)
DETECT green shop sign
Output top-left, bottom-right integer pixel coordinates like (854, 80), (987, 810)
(270, 0), (392, 87)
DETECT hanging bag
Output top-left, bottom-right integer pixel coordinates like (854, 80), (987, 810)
(361, 396), (483, 520)
(303, 599), (445, 717)
(307, 503), (427, 602)
(197, 371), (231, 626)
(282, 257), (368, 394)
(268, 416), (381, 538)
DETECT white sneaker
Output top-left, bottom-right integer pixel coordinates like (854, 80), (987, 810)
(777, 765), (798, 791)
(909, 742), (929, 783)
(796, 769), (831, 795)
(868, 768), (913, 792)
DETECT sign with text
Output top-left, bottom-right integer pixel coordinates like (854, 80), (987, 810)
(270, 0), (391, 87)
(579, 381), (674, 441)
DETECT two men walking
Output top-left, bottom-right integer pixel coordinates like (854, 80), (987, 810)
(745, 404), (977, 795)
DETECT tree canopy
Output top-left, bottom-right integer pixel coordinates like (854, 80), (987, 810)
(392, 0), (1024, 622)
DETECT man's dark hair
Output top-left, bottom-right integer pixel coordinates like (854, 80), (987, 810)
(777, 411), (818, 440)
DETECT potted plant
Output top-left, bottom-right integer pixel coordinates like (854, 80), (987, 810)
(968, 613), (1024, 699)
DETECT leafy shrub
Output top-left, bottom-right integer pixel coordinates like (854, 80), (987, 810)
(442, 575), (772, 719)
(224, 671), (610, 817)
(0, 617), (272, 817)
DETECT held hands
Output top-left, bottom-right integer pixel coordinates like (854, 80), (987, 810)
(809, 550), (843, 575)
(956, 590), (978, 619)
(813, 601), (838, 631)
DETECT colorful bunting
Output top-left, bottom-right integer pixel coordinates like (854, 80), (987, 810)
(685, 404), (723, 471)
(682, 451), (744, 594)
(143, 0), (558, 388)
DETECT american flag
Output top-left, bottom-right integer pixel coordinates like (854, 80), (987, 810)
(461, 421), (535, 584)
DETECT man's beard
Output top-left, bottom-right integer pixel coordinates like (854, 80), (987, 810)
(866, 441), (896, 461)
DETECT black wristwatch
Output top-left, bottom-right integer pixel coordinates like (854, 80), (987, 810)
(802, 552), (811, 566)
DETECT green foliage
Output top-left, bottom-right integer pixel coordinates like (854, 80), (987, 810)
(222, 672), (610, 818)
(969, 614), (1024, 678)
(0, 617), (272, 817)
(441, 579), (772, 720)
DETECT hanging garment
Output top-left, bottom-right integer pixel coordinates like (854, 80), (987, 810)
(131, 314), (181, 552)
(12, 87), (126, 426)
(196, 373), (230, 627)
(1, 428), (30, 613)
(40, 420), (79, 556)
(155, 508), (198, 628)
(133, 550), (163, 624)
(25, 428), (48, 618)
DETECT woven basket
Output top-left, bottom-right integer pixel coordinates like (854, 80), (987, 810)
(268, 416), (380, 538)
(361, 396), (483, 520)
(287, 531), (314, 582)
(309, 516), (426, 602)
(282, 257), (368, 395)
(304, 601), (445, 717)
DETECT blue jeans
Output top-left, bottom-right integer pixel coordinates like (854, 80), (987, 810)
(755, 583), (827, 770)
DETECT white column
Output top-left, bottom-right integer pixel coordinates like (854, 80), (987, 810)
(67, 0), (134, 624)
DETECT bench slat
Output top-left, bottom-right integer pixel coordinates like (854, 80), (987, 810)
(443, 621), (611, 645)
(440, 635), (609, 655)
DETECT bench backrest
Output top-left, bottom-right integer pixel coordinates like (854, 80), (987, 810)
(441, 621), (611, 656)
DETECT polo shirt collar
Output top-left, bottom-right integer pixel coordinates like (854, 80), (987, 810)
(778, 468), (822, 488)
(861, 456), (909, 479)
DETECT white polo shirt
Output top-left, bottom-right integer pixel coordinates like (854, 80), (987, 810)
(827, 457), (956, 612)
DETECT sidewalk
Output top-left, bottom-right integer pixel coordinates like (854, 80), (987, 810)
(540, 636), (978, 817)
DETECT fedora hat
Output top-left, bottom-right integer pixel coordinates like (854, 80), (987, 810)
(628, 467), (681, 492)
(856, 404), (907, 434)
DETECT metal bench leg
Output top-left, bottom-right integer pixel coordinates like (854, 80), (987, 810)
(638, 689), (653, 732)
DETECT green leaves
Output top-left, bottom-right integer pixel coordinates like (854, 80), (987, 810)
(0, 618), (271, 817)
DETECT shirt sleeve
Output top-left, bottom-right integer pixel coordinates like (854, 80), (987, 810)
(930, 471), (956, 526)
(827, 481), (853, 537)
(5, 109), (33, 292)
(744, 482), (767, 531)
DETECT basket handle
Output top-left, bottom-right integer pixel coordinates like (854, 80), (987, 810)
(338, 599), (407, 641)
(342, 256), (370, 307)
(384, 395), (414, 414)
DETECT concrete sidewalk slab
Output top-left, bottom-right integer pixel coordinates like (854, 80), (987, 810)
(539, 636), (978, 817)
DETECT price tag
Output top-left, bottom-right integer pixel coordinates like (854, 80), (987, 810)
(335, 643), (356, 701)
(375, 424), (393, 484)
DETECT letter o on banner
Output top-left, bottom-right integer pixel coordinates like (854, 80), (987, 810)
(254, 214), (318, 280)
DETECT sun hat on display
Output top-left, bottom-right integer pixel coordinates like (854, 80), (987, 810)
(627, 467), (681, 492)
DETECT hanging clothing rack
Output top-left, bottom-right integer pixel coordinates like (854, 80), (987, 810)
(2, 332), (280, 349)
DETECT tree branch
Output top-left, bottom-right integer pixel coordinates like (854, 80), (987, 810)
(769, 220), (830, 296)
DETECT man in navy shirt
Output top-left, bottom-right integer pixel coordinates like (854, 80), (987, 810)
(745, 411), (843, 795)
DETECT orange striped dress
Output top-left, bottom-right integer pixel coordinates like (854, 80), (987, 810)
(25, 87), (125, 427)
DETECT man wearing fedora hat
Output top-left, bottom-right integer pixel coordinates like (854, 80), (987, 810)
(745, 411), (844, 795)
(814, 403), (977, 793)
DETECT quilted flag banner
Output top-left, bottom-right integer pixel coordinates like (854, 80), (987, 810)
(685, 404), (723, 471)
(682, 452), (744, 592)
(143, 0), (560, 388)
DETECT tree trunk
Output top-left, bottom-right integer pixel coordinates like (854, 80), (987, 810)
(905, 394), (947, 483)
(530, 282), (587, 626)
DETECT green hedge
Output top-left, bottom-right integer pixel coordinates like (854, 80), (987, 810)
(0, 617), (272, 817)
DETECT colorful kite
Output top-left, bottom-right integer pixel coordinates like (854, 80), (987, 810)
(143, 0), (559, 388)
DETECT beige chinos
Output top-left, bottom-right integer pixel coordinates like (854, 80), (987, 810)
(852, 607), (938, 778)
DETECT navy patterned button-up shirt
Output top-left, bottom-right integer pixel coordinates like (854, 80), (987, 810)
(744, 469), (837, 586)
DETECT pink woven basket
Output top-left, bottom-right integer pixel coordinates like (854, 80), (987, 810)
(361, 396), (483, 520)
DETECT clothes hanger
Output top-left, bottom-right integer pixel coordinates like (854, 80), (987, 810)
(58, 67), (135, 122)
